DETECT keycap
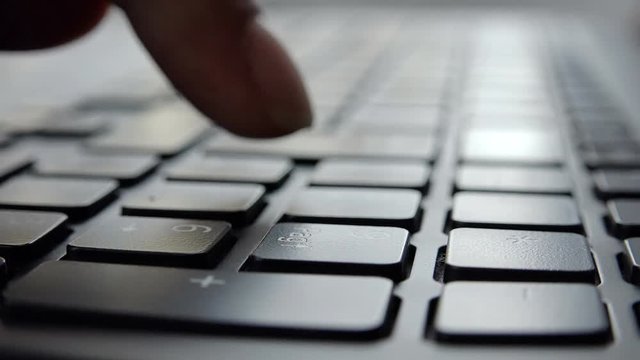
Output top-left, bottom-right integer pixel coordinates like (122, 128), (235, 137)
(456, 165), (571, 194)
(0, 134), (9, 147)
(342, 105), (440, 135)
(607, 199), (640, 237)
(622, 238), (640, 284)
(0, 106), (50, 134)
(465, 115), (554, 131)
(341, 120), (438, 136)
(165, 155), (293, 190)
(445, 228), (595, 282)
(0, 152), (32, 182)
(451, 192), (582, 232)
(2, 107), (107, 137)
(464, 102), (556, 119)
(575, 124), (629, 144)
(583, 150), (640, 169)
(35, 153), (158, 185)
(371, 88), (443, 106)
(311, 159), (430, 190)
(122, 182), (266, 226)
(464, 87), (549, 104)
(0, 176), (117, 218)
(75, 74), (175, 111)
(88, 103), (210, 156)
(207, 132), (437, 162)
(581, 139), (640, 154)
(460, 130), (564, 165)
(4, 261), (395, 338)
(67, 217), (232, 268)
(248, 223), (410, 280)
(0, 257), (6, 285)
(37, 114), (108, 137)
(594, 170), (640, 198)
(283, 188), (423, 232)
(0, 210), (67, 259)
(349, 105), (441, 128)
(433, 282), (610, 343)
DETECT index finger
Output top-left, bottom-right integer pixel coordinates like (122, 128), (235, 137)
(115, 0), (312, 138)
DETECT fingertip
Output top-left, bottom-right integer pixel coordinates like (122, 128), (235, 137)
(243, 21), (313, 136)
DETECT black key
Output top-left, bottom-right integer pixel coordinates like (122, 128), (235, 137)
(0, 210), (67, 259)
(456, 165), (571, 194)
(607, 199), (640, 237)
(2, 107), (107, 137)
(580, 139), (640, 153)
(349, 105), (441, 128)
(370, 87), (443, 106)
(0, 257), (6, 284)
(0, 134), (9, 147)
(165, 155), (292, 190)
(37, 114), (107, 137)
(464, 88), (549, 104)
(465, 115), (554, 131)
(445, 228), (595, 282)
(451, 192), (582, 232)
(0, 176), (117, 218)
(122, 182), (266, 226)
(570, 109), (619, 124)
(0, 107), (49, 134)
(583, 150), (640, 169)
(283, 188), (423, 232)
(622, 238), (640, 284)
(341, 121), (437, 136)
(342, 105), (440, 135)
(75, 74), (174, 111)
(208, 132), (437, 162)
(88, 103), (210, 156)
(434, 282), (610, 343)
(461, 130), (564, 165)
(35, 153), (159, 185)
(594, 170), (640, 198)
(464, 102), (555, 119)
(4, 261), (395, 338)
(576, 128), (631, 146)
(311, 159), (430, 190)
(0, 152), (32, 182)
(67, 217), (232, 268)
(248, 223), (410, 280)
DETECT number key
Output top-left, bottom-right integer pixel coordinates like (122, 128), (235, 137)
(67, 217), (233, 268)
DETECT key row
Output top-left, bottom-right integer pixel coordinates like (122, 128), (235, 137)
(1, 260), (612, 343)
(0, 209), (604, 285)
(4, 172), (637, 239)
(554, 51), (640, 172)
(1, 147), (440, 192)
(2, 104), (445, 161)
(0, 175), (607, 234)
(0, 196), (598, 281)
(6, 146), (593, 196)
(0, 177), (425, 228)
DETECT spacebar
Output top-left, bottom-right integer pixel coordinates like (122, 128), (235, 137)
(3, 261), (395, 338)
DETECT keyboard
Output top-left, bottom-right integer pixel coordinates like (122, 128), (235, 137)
(0, 3), (639, 360)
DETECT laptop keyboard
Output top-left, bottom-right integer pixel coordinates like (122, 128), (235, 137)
(0, 4), (639, 359)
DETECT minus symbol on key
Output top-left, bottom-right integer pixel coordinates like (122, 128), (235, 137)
(189, 275), (226, 288)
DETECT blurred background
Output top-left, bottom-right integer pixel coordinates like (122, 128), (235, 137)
(0, 0), (639, 118)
